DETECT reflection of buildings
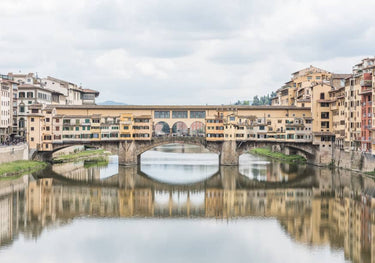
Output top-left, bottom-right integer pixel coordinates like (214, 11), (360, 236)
(2, 167), (375, 263)
(0, 175), (28, 246)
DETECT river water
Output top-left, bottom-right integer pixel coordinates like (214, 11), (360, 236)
(0, 143), (374, 262)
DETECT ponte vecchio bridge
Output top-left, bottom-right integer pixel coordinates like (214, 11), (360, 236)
(28, 104), (323, 166)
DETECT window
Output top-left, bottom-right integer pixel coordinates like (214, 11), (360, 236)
(31, 127), (34, 131)
(19, 92), (25, 98)
(321, 121), (330, 128)
(320, 93), (325, 100)
(154, 111), (170, 118)
(321, 112), (329, 119)
(31, 118), (34, 122)
(31, 137), (34, 141)
(190, 111), (206, 118)
(19, 105), (25, 113)
(172, 111), (188, 118)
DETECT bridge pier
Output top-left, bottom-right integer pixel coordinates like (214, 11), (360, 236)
(118, 141), (138, 166)
(219, 141), (239, 166)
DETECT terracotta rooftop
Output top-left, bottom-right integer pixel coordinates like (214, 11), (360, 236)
(82, 89), (99, 94)
(332, 74), (352, 79)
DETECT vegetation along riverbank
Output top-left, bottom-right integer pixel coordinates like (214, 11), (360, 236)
(250, 148), (306, 164)
(52, 149), (110, 163)
(0, 160), (47, 180)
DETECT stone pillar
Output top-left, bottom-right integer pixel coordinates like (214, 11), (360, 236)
(283, 146), (291, 155)
(220, 140), (238, 166)
(118, 141), (138, 166)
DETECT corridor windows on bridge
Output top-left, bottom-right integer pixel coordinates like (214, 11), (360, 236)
(172, 111), (187, 119)
(190, 111), (205, 119)
(154, 111), (170, 118)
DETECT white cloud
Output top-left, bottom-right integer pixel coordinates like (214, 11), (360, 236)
(0, 0), (374, 104)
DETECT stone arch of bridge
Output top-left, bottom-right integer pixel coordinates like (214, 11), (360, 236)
(135, 138), (221, 158)
(235, 141), (317, 163)
(282, 145), (316, 162)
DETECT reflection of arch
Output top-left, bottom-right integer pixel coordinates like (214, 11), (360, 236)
(190, 121), (205, 136)
(154, 121), (170, 136)
(172, 122), (188, 135)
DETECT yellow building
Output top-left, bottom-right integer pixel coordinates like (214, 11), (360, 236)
(329, 86), (346, 149)
(311, 82), (334, 148)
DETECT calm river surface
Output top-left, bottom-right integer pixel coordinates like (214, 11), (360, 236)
(0, 143), (374, 263)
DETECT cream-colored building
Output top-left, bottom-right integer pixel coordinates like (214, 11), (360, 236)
(6, 73), (99, 139)
(0, 81), (12, 142)
(271, 65), (332, 108)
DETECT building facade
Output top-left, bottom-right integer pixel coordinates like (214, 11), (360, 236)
(2, 72), (100, 141)
(27, 105), (312, 151)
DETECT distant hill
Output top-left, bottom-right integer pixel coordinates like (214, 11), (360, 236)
(97, 101), (127, 105)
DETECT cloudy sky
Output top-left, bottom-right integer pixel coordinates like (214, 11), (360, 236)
(0, 0), (374, 105)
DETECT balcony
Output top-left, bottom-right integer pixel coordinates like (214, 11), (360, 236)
(360, 80), (372, 87)
(362, 137), (372, 142)
(362, 101), (373, 106)
(120, 121), (132, 125)
(359, 88), (372, 95)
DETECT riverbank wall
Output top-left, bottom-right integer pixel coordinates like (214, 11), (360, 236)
(270, 145), (375, 172)
(0, 144), (28, 164)
(331, 148), (375, 172)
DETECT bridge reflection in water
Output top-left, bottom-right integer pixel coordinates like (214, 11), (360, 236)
(1, 160), (375, 263)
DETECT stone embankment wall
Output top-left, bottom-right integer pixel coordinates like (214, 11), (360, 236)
(0, 144), (28, 164)
(332, 148), (375, 172)
(272, 144), (375, 172)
